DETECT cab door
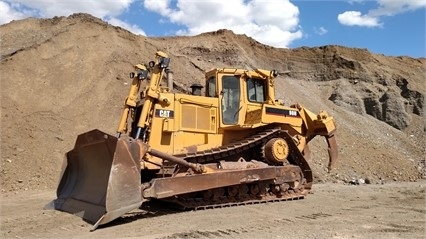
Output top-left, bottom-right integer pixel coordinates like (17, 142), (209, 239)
(220, 75), (241, 126)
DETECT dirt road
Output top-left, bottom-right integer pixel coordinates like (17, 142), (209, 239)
(1, 181), (424, 239)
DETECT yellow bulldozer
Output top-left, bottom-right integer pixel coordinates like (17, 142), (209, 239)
(54, 51), (338, 230)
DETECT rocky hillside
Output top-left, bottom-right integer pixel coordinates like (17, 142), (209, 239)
(1, 13), (424, 192)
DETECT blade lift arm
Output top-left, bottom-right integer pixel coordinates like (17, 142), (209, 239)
(116, 64), (148, 137)
(116, 51), (171, 140)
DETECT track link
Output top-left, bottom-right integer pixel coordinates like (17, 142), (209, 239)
(175, 127), (282, 164)
(164, 179), (307, 210)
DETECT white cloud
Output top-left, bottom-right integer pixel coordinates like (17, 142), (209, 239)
(338, 0), (426, 27)
(143, 0), (302, 48)
(143, 0), (173, 16)
(314, 26), (328, 36)
(370, 0), (426, 16)
(0, 0), (141, 35)
(4, 0), (133, 19)
(0, 1), (31, 24)
(338, 11), (381, 27)
(1, 0), (303, 48)
(107, 17), (146, 36)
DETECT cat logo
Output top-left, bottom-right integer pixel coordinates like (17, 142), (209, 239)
(155, 109), (174, 118)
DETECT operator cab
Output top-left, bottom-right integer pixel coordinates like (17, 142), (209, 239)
(205, 68), (274, 127)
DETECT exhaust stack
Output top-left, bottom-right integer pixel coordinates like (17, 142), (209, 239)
(166, 69), (173, 92)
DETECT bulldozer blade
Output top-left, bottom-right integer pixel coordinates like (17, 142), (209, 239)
(326, 134), (338, 172)
(54, 129), (143, 230)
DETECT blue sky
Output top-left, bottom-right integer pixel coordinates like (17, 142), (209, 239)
(1, 0), (425, 58)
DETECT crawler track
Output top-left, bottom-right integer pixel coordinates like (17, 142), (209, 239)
(153, 127), (313, 211)
(175, 127), (282, 164)
(168, 179), (307, 210)
(173, 127), (313, 188)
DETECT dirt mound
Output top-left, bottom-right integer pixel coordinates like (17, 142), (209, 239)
(1, 14), (425, 192)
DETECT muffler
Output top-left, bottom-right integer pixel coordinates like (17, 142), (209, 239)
(54, 129), (144, 230)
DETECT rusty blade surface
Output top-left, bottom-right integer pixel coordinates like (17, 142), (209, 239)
(54, 129), (142, 230)
(326, 134), (338, 172)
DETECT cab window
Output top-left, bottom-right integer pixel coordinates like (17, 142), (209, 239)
(247, 78), (266, 102)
